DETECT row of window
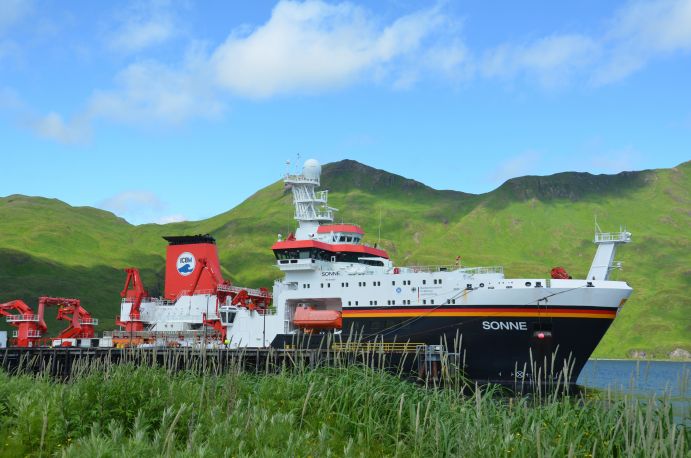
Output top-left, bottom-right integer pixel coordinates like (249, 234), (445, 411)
(334, 235), (361, 243)
(305, 278), (441, 288)
(274, 248), (382, 266)
(344, 298), (456, 306)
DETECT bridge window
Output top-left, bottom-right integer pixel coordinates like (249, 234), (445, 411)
(220, 311), (236, 325)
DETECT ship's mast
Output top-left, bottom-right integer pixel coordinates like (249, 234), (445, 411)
(284, 159), (337, 239)
(586, 224), (631, 281)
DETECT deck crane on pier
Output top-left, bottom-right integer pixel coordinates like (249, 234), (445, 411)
(0, 300), (47, 347)
(115, 268), (147, 332)
(43, 296), (98, 340)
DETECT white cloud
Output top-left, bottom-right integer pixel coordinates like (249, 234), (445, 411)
(609, 0), (691, 52)
(16, 1), (463, 139)
(28, 112), (90, 144)
(481, 35), (600, 87)
(12, 0), (691, 144)
(480, 0), (691, 88)
(88, 57), (223, 125)
(156, 214), (187, 224)
(211, 1), (459, 98)
(99, 190), (165, 215)
(593, 0), (691, 84)
(0, 0), (31, 61)
(0, 0), (32, 34)
(98, 190), (186, 224)
(490, 151), (542, 184)
(107, 0), (177, 53)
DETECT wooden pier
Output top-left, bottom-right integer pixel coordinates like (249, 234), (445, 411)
(0, 345), (440, 379)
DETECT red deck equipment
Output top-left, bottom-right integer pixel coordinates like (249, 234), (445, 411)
(116, 268), (147, 332)
(551, 267), (571, 279)
(115, 234), (273, 341)
(43, 296), (98, 340)
(293, 306), (342, 332)
(0, 299), (47, 347)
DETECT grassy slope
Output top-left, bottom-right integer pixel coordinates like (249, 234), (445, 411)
(0, 160), (689, 357)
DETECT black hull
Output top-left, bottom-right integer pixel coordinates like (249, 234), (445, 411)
(349, 315), (612, 384)
(273, 306), (617, 387)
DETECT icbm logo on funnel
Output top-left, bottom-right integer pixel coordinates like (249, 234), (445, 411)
(176, 252), (196, 276)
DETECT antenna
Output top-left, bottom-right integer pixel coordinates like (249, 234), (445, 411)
(377, 208), (382, 245)
(594, 215), (602, 234)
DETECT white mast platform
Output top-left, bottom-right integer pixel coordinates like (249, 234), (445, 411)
(586, 227), (632, 281)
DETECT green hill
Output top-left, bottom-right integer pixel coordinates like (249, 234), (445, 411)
(1, 160), (689, 358)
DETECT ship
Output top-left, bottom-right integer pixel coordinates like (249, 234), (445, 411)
(108, 159), (632, 385)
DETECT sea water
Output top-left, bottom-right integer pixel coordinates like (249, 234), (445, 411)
(578, 359), (690, 425)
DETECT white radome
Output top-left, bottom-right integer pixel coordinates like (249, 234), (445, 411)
(303, 159), (321, 180)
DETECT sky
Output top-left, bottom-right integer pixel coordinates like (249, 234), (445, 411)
(0, 0), (690, 224)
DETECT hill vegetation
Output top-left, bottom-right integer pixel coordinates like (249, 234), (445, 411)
(0, 160), (689, 358)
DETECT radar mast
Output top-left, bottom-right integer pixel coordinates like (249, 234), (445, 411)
(284, 159), (337, 239)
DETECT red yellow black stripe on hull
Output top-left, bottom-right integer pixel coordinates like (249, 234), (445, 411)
(343, 307), (617, 319)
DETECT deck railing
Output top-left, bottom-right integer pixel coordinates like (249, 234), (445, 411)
(396, 265), (504, 275)
(594, 231), (631, 243)
(5, 314), (40, 323)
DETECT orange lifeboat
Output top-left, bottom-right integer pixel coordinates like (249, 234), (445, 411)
(293, 306), (342, 331)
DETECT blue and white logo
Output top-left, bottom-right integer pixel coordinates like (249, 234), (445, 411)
(395, 287), (402, 294)
(176, 252), (195, 276)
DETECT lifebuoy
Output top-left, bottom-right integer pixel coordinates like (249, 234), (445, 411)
(393, 267), (400, 274)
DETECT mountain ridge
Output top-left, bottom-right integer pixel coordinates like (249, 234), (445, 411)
(4, 159), (682, 225)
(0, 159), (689, 358)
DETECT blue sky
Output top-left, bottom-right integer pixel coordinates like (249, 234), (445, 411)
(1, 0), (689, 224)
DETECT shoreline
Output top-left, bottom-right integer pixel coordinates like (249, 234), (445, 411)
(589, 358), (690, 363)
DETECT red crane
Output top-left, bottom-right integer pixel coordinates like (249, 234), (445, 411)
(42, 296), (98, 340)
(190, 258), (272, 341)
(116, 268), (148, 332)
(0, 299), (47, 347)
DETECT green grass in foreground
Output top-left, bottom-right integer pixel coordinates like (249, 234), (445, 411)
(0, 365), (687, 457)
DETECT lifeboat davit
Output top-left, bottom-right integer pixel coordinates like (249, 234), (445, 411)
(293, 306), (342, 331)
